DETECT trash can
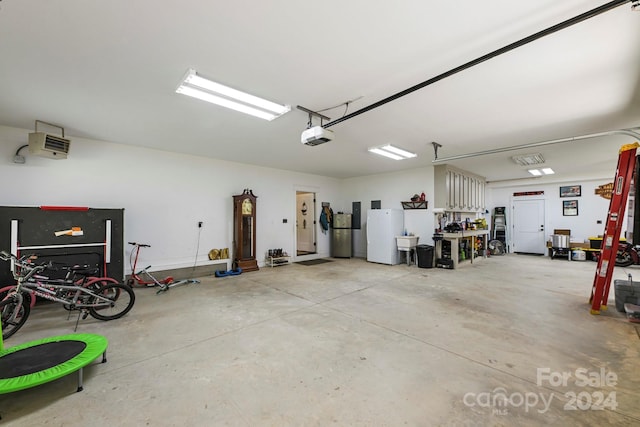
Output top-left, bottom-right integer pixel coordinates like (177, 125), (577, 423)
(614, 279), (640, 312)
(416, 244), (434, 268)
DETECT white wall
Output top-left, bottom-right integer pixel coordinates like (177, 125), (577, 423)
(0, 125), (340, 274)
(0, 125), (447, 269)
(341, 168), (435, 258)
(9, 120), (621, 269)
(487, 178), (619, 246)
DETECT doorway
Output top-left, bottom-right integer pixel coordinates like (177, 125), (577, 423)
(296, 191), (316, 256)
(512, 198), (546, 254)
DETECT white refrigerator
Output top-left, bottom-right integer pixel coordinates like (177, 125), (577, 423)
(366, 209), (404, 265)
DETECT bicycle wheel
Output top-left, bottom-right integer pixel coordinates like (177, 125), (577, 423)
(0, 295), (30, 340)
(88, 283), (135, 321)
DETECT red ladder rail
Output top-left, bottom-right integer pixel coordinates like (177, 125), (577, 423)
(590, 143), (639, 314)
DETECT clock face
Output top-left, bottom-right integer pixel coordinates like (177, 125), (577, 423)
(242, 198), (253, 215)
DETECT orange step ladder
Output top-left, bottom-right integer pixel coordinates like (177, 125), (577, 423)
(590, 143), (640, 314)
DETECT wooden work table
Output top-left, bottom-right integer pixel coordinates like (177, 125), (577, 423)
(437, 230), (489, 269)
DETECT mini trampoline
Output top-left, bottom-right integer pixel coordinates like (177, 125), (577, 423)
(0, 329), (108, 396)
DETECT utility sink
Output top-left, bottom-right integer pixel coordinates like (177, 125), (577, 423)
(396, 236), (419, 249)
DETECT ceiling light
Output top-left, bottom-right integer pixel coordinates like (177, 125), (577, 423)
(369, 148), (403, 160)
(368, 144), (417, 160)
(512, 153), (545, 166)
(380, 144), (417, 158)
(527, 167), (554, 176)
(176, 69), (290, 121)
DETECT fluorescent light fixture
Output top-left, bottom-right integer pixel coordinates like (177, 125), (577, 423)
(368, 144), (417, 160)
(528, 168), (555, 176)
(369, 148), (403, 160)
(512, 153), (545, 166)
(381, 144), (417, 158)
(176, 69), (290, 121)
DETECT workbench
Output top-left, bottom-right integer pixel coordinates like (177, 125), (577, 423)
(437, 230), (489, 269)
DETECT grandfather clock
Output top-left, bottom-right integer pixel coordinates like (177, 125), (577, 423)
(233, 189), (259, 272)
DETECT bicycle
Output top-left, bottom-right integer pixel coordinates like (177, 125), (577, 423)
(0, 251), (135, 340)
(0, 261), (118, 309)
(127, 242), (199, 294)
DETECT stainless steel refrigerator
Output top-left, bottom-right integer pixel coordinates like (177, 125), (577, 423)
(331, 213), (352, 257)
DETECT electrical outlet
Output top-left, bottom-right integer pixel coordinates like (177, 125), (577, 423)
(198, 221), (203, 228)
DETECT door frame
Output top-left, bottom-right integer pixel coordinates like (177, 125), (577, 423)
(294, 187), (319, 262)
(510, 196), (547, 254)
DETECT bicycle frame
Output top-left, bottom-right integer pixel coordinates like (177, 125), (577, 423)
(0, 263), (117, 308)
(12, 281), (117, 310)
(1, 254), (118, 319)
(14, 272), (116, 305)
(1, 250), (136, 340)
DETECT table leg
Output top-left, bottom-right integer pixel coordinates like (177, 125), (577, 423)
(452, 238), (459, 269)
(482, 233), (488, 259)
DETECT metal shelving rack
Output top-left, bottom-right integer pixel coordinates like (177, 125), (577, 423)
(492, 206), (506, 249)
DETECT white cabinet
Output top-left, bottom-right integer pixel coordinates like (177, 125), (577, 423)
(434, 165), (486, 212)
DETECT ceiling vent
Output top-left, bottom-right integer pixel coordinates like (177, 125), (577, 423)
(511, 153), (545, 166)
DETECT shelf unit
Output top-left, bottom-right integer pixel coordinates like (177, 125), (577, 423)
(401, 201), (428, 209)
(266, 256), (290, 267)
(492, 206), (506, 247)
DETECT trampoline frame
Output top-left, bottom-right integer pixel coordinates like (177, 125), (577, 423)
(0, 332), (108, 395)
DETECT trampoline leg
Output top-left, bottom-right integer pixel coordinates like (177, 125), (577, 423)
(77, 367), (84, 392)
(102, 350), (107, 363)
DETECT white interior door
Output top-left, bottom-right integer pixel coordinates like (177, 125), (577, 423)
(512, 199), (546, 254)
(296, 192), (316, 254)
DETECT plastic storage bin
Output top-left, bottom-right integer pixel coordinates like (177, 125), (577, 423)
(614, 279), (640, 312)
(416, 244), (434, 268)
(589, 236), (626, 249)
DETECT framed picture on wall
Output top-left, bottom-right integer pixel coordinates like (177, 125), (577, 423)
(560, 185), (581, 197)
(563, 200), (578, 216)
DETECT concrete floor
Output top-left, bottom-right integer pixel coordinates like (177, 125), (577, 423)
(1, 254), (639, 426)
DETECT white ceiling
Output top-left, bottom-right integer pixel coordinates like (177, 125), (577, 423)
(0, 0), (639, 180)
